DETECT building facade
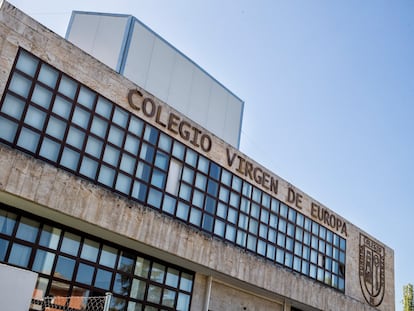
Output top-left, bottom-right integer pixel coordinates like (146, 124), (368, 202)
(0, 2), (394, 311)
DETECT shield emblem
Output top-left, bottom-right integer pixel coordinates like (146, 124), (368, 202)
(359, 233), (385, 306)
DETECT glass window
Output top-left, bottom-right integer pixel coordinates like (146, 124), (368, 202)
(162, 194), (176, 215)
(185, 149), (197, 167)
(130, 279), (146, 300)
(147, 285), (162, 304)
(96, 97), (113, 119)
(61, 232), (81, 256)
(195, 173), (207, 190)
(221, 169), (232, 186)
(232, 176), (242, 192)
(128, 115), (143, 135)
(1, 94), (26, 119)
(197, 156), (209, 173)
(113, 272), (131, 295)
(124, 134), (139, 155)
(81, 239), (100, 262)
(55, 255), (76, 280)
(72, 106), (90, 129)
(0, 238), (9, 261)
(143, 125), (158, 144)
(0, 116), (18, 143)
(100, 245), (117, 268)
(16, 217), (39, 242)
(78, 156), (98, 179)
(151, 169), (166, 189)
(172, 141), (185, 160)
(140, 143), (154, 163)
(78, 86), (96, 109)
(46, 117), (67, 141)
(118, 251), (135, 274)
(116, 173), (131, 194)
(165, 159), (182, 196)
(58, 75), (77, 99)
(8, 243), (31, 267)
(136, 161), (152, 182)
(132, 180), (147, 202)
(103, 145), (120, 167)
(113, 107), (128, 127)
(17, 127), (40, 153)
(98, 165), (116, 187)
(31, 84), (53, 109)
(177, 293), (190, 311)
(16, 51), (39, 76)
(39, 138), (60, 161)
(52, 95), (72, 119)
(38, 63), (58, 87)
(148, 188), (162, 208)
(60, 147), (80, 171)
(189, 208), (202, 226)
(209, 162), (221, 180)
(66, 126), (85, 149)
(95, 268), (112, 290)
(76, 263), (95, 285)
(9, 73), (32, 97)
(39, 225), (61, 249)
(154, 151), (169, 170)
(134, 257), (151, 278)
(176, 202), (190, 221)
(0, 210), (17, 235)
(108, 125), (125, 147)
(90, 117), (108, 138)
(25, 106), (46, 130)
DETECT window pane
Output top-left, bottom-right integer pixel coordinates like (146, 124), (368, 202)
(33, 250), (55, 274)
(1, 94), (25, 119)
(100, 245), (117, 268)
(134, 257), (150, 278)
(81, 239), (100, 262)
(130, 279), (146, 300)
(103, 145), (120, 166)
(16, 51), (38, 76)
(85, 136), (103, 158)
(0, 116), (18, 142)
(58, 75), (77, 99)
(31, 84), (53, 109)
(0, 210), (17, 235)
(113, 107), (128, 127)
(66, 126), (85, 149)
(158, 133), (171, 152)
(78, 86), (95, 109)
(154, 151), (169, 170)
(147, 285), (162, 304)
(120, 153), (136, 174)
(9, 73), (32, 97)
(95, 269), (112, 290)
(0, 238), (9, 261)
(162, 289), (176, 308)
(96, 97), (113, 118)
(61, 232), (81, 256)
(148, 188), (162, 208)
(55, 255), (76, 280)
(124, 134), (140, 155)
(52, 95), (72, 119)
(16, 217), (39, 242)
(113, 273), (131, 295)
(98, 165), (115, 187)
(90, 117), (108, 138)
(115, 173), (131, 194)
(151, 169), (165, 189)
(108, 125), (124, 147)
(38, 63), (58, 87)
(17, 127), (40, 152)
(172, 141), (185, 160)
(24, 106), (46, 130)
(39, 138), (60, 161)
(9, 243), (31, 267)
(45, 116), (67, 141)
(76, 263), (95, 285)
(162, 195), (176, 215)
(177, 293), (190, 311)
(128, 116), (143, 136)
(165, 159), (182, 195)
(72, 106), (90, 129)
(60, 147), (80, 170)
(79, 156), (98, 179)
(189, 208), (201, 226)
(176, 202), (190, 221)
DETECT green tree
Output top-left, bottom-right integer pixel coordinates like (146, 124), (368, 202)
(403, 284), (414, 311)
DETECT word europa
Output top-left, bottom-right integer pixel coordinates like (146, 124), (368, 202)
(311, 203), (348, 236)
(128, 89), (212, 152)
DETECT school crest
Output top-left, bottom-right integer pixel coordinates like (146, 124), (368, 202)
(359, 233), (385, 306)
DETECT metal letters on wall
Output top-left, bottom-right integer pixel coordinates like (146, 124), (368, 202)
(359, 233), (385, 307)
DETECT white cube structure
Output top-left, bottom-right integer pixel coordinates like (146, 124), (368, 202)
(66, 11), (244, 148)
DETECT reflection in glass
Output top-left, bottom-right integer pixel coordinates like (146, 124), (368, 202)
(9, 243), (31, 267)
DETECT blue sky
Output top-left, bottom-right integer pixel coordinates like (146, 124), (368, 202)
(8, 0), (414, 309)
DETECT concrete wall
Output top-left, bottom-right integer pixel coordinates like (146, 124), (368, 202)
(0, 2), (394, 311)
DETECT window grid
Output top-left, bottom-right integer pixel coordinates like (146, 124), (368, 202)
(0, 204), (194, 311)
(0, 49), (346, 292)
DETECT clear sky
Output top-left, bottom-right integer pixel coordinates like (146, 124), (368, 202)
(7, 0), (414, 309)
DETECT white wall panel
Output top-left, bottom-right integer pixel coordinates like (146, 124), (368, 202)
(206, 81), (227, 137)
(145, 38), (175, 101)
(188, 70), (212, 126)
(0, 263), (37, 311)
(123, 22), (155, 89)
(167, 54), (194, 114)
(67, 14), (128, 70)
(67, 12), (244, 147)
(224, 95), (243, 146)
